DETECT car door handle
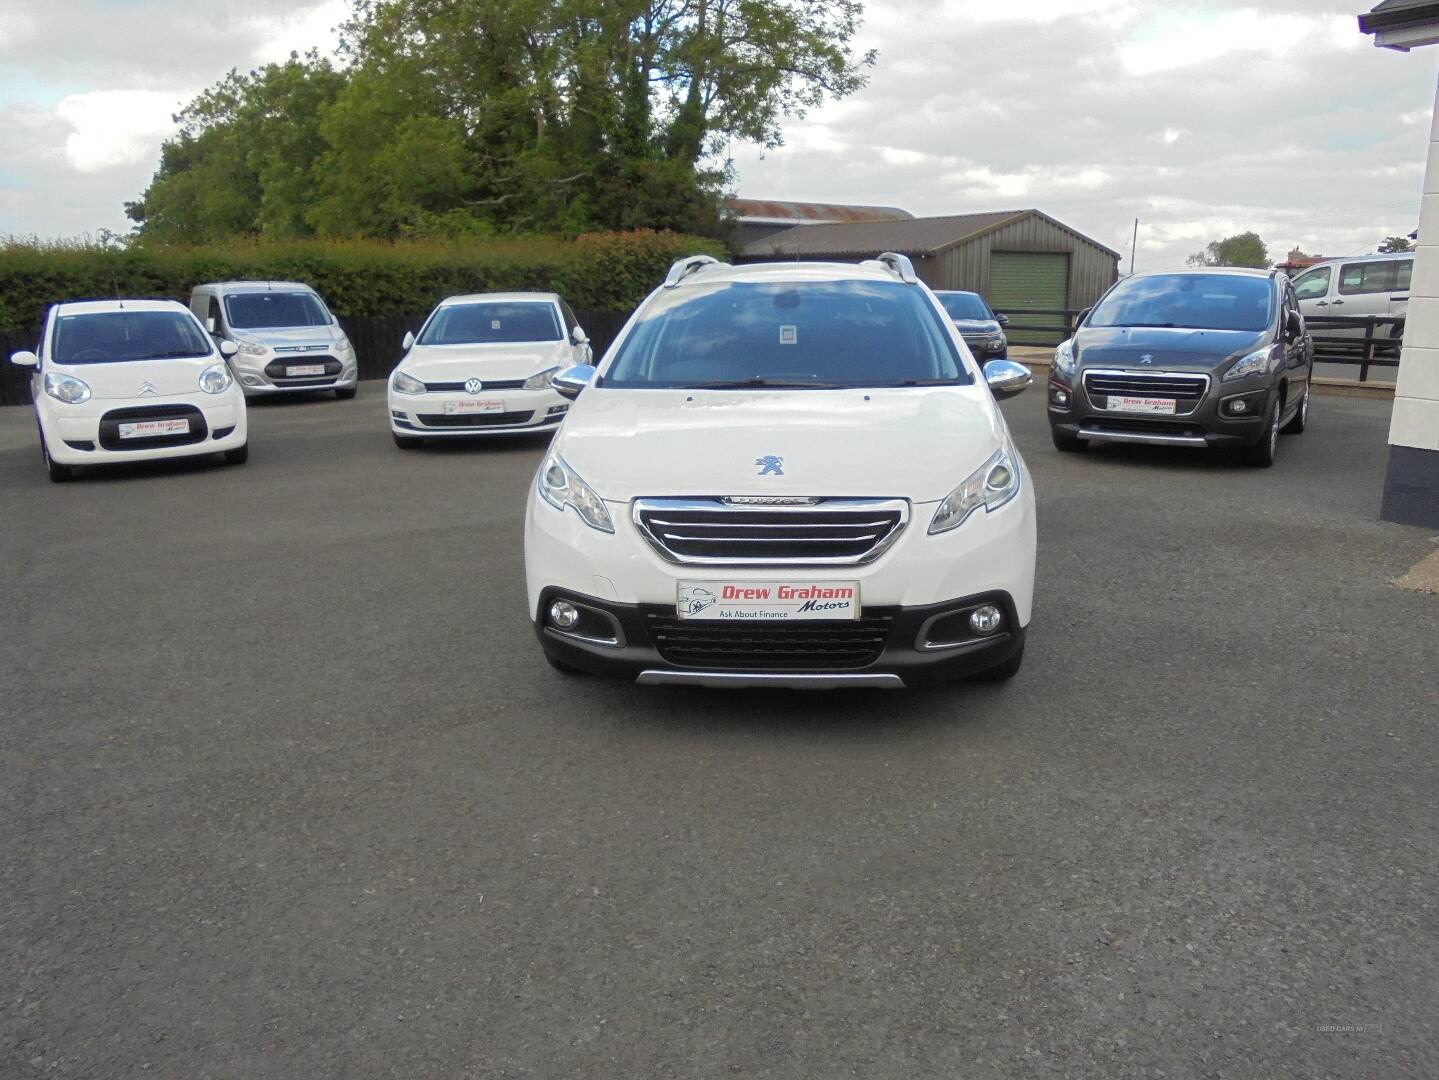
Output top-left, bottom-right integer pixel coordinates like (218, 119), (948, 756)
(1330, 299), (1345, 305)
(1314, 301), (1328, 306)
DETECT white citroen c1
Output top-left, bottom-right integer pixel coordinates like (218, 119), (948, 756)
(388, 292), (591, 447)
(11, 299), (248, 483)
(524, 255), (1038, 690)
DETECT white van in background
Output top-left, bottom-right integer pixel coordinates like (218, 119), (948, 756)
(190, 281), (358, 398)
(1290, 252), (1411, 342)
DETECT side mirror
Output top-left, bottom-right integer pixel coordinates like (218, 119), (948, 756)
(571, 326), (589, 345)
(10, 350), (38, 368)
(219, 340), (239, 358)
(402, 331), (415, 351)
(552, 364), (596, 400)
(206, 316), (217, 334)
(995, 313), (1010, 327)
(984, 359), (1032, 400)
(1286, 309), (1302, 336)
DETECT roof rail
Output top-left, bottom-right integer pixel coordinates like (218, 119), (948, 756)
(664, 254), (728, 288)
(861, 251), (918, 284)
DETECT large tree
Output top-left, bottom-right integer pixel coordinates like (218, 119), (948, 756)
(127, 0), (874, 241)
(1186, 231), (1269, 269)
(126, 54), (345, 243)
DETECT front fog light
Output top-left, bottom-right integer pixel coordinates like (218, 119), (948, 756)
(1228, 399), (1248, 415)
(549, 600), (580, 629)
(969, 606), (1003, 635)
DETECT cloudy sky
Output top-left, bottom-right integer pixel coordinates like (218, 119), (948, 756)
(1, 0), (1435, 269)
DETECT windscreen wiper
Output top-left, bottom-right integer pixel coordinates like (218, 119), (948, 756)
(864, 378), (966, 387)
(133, 350), (208, 360)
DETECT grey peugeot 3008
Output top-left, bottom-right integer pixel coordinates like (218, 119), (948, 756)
(1047, 268), (1313, 467)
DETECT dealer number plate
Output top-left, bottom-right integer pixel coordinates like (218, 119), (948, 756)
(444, 399), (505, 415)
(1107, 395), (1177, 414)
(118, 419), (189, 439)
(677, 581), (860, 621)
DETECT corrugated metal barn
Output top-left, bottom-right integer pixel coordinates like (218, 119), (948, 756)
(739, 209), (1121, 333)
(724, 198), (915, 250)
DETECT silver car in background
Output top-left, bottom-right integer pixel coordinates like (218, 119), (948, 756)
(189, 281), (359, 398)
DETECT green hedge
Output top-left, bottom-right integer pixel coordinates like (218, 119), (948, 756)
(0, 230), (726, 332)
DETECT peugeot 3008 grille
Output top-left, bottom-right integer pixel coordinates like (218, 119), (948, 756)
(633, 498), (908, 566)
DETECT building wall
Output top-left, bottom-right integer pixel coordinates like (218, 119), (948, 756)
(1381, 77), (1439, 528)
(932, 215), (1119, 308)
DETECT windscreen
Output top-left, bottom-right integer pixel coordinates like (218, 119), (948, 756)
(1088, 273), (1274, 333)
(51, 311), (213, 364)
(603, 280), (970, 389)
(937, 292), (992, 321)
(224, 292), (331, 329)
(418, 302), (562, 345)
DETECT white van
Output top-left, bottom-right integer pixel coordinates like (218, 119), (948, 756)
(189, 281), (358, 397)
(1290, 252), (1411, 341)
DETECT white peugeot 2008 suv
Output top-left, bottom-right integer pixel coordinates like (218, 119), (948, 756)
(388, 292), (591, 447)
(524, 254), (1037, 689)
(11, 299), (248, 483)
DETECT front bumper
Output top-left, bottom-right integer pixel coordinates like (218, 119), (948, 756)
(535, 587), (1026, 689)
(234, 354), (357, 395)
(39, 393), (248, 466)
(1047, 368), (1271, 449)
(389, 386), (569, 437)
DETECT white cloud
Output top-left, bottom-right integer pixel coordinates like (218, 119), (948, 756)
(246, 0), (350, 65)
(1120, 9), (1357, 76)
(55, 90), (185, 172)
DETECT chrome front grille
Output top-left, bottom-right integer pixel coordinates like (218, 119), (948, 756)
(633, 498), (909, 566)
(1083, 369), (1210, 406)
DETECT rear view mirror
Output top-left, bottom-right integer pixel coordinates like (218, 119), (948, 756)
(571, 326), (589, 346)
(1286, 309), (1302, 336)
(995, 313), (1010, 327)
(219, 340), (239, 358)
(402, 331), (415, 351)
(206, 316), (216, 334)
(984, 359), (1032, 400)
(10, 350), (38, 368)
(553, 364), (596, 400)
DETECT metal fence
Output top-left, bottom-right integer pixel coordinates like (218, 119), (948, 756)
(0, 308), (634, 407)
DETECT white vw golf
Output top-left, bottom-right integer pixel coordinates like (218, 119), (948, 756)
(388, 292), (591, 447)
(11, 299), (248, 483)
(525, 255), (1038, 689)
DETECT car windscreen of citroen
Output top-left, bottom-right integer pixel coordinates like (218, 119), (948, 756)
(524, 257), (1038, 690)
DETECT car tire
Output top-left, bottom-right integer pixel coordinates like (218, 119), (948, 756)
(1281, 385), (1309, 435)
(1051, 429), (1087, 452)
(42, 438), (72, 483)
(1241, 397), (1281, 467)
(223, 444), (249, 465)
(544, 651), (581, 675)
(393, 433), (423, 449)
(336, 387), (357, 400)
(976, 644), (1024, 682)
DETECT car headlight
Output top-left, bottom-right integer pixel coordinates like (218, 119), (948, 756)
(334, 337), (353, 355)
(1222, 346), (1276, 382)
(537, 452), (614, 533)
(391, 370), (426, 395)
(43, 372), (92, 405)
(198, 362), (233, 394)
(236, 339), (267, 356)
(929, 440), (1021, 535)
(524, 366), (558, 391)
(1053, 338), (1076, 376)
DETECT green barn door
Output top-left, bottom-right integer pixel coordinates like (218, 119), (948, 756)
(988, 252), (1069, 345)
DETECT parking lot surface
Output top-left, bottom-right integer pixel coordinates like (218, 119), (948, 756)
(2, 386), (1435, 1078)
